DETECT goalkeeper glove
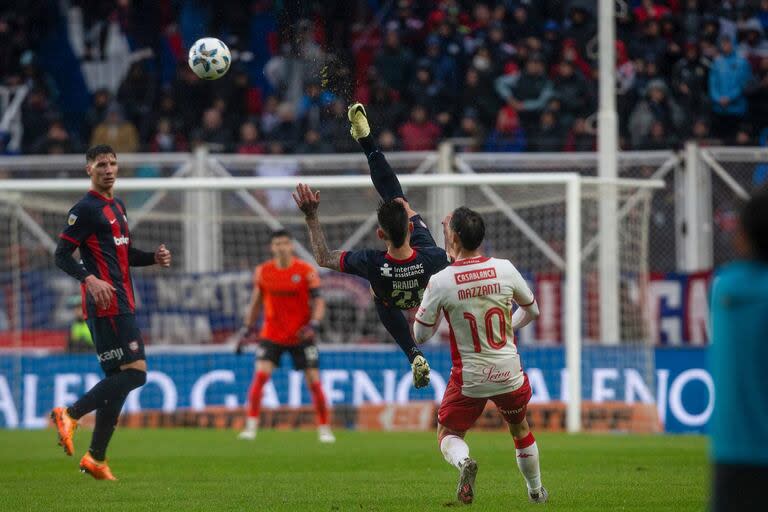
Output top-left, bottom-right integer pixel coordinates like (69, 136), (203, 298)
(411, 354), (431, 389)
(234, 326), (253, 355)
(298, 320), (320, 342)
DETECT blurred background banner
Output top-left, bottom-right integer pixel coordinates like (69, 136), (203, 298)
(0, 346), (709, 433)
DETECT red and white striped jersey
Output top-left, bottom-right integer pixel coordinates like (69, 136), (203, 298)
(415, 255), (535, 398)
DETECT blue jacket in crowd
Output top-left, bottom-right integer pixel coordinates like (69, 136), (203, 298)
(708, 48), (752, 116)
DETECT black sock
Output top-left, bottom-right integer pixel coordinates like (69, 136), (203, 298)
(89, 393), (126, 461)
(358, 134), (377, 158)
(67, 368), (146, 420)
(367, 150), (405, 202)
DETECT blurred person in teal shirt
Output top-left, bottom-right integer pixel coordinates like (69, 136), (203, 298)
(710, 186), (768, 511)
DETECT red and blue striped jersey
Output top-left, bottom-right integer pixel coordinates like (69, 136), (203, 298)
(59, 190), (136, 318)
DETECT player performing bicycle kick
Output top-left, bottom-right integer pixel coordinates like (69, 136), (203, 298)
(291, 103), (452, 388)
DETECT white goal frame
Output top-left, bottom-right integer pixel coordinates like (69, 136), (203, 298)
(0, 172), (664, 432)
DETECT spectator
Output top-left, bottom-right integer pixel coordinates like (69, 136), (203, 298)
(639, 120), (680, 150)
(321, 99), (358, 153)
(671, 41), (710, 123)
(148, 118), (187, 153)
(21, 87), (53, 152)
(552, 60), (593, 126)
(760, 0), (768, 32)
(398, 105), (441, 151)
(630, 19), (668, 64)
(297, 81), (334, 132)
(709, 35), (752, 139)
(634, 0), (671, 24)
(454, 109), (485, 152)
(462, 67), (500, 127)
(408, 63), (442, 113)
(746, 57), (768, 131)
(691, 117), (719, 146)
(377, 129), (398, 152)
(484, 105), (526, 152)
(366, 83), (405, 135)
(90, 103), (139, 153)
(260, 96), (281, 138)
(117, 62), (156, 131)
(82, 88), (111, 142)
(269, 102), (301, 149)
(737, 18), (768, 65)
(681, 0), (703, 40)
(32, 119), (75, 154)
(563, 1), (596, 57)
(296, 129), (333, 154)
(423, 34), (459, 99)
(237, 120), (265, 155)
(190, 108), (229, 153)
(375, 29), (413, 95)
(564, 117), (596, 152)
(495, 54), (553, 131)
(529, 109), (565, 152)
(628, 79), (685, 148)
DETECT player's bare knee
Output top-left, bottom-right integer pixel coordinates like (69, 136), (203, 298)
(256, 360), (274, 375)
(120, 359), (147, 373)
(437, 423), (465, 443)
(304, 369), (320, 385)
(508, 418), (531, 440)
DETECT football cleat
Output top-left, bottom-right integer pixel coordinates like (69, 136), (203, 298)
(237, 430), (257, 441)
(528, 486), (549, 503)
(318, 425), (336, 444)
(411, 355), (431, 389)
(456, 457), (478, 504)
(50, 407), (78, 456)
(347, 103), (370, 140)
(79, 452), (117, 481)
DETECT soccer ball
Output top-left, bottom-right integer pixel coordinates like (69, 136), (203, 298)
(188, 37), (231, 80)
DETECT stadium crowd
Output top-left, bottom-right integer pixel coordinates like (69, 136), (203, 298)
(2, 0), (768, 156)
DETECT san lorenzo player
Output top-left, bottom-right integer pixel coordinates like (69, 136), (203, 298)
(236, 230), (334, 443)
(413, 207), (547, 504)
(51, 144), (172, 480)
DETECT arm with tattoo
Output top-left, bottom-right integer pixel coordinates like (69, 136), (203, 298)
(293, 183), (343, 271)
(305, 214), (343, 271)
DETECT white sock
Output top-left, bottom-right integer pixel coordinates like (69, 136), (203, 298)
(245, 417), (258, 431)
(440, 435), (470, 469)
(515, 433), (542, 492)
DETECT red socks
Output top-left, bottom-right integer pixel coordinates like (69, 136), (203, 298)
(309, 381), (329, 426)
(247, 371), (270, 418)
(248, 372), (329, 426)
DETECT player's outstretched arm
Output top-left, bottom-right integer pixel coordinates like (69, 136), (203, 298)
(128, 244), (172, 267)
(293, 183), (343, 271)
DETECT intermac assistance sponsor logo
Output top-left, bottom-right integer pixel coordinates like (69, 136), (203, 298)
(454, 267), (497, 285)
(113, 235), (130, 246)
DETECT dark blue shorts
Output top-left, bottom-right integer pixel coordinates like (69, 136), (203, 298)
(87, 314), (145, 372)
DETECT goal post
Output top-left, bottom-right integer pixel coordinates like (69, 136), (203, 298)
(0, 169), (664, 433)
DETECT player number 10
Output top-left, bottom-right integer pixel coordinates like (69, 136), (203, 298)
(463, 307), (507, 352)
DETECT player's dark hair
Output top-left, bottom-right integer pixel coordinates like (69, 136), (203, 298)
(450, 206), (485, 251)
(85, 144), (116, 163)
(270, 229), (291, 241)
(377, 200), (409, 248)
(740, 185), (768, 262)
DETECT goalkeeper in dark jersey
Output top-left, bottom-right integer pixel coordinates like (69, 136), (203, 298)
(292, 103), (452, 388)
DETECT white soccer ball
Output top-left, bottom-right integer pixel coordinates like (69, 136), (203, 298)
(188, 37), (231, 80)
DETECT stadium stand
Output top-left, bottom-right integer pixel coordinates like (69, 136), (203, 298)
(2, 0), (768, 156)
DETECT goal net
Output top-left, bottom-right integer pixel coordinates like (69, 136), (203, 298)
(0, 151), (660, 432)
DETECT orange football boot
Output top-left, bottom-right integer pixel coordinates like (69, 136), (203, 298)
(50, 407), (78, 456)
(79, 452), (117, 481)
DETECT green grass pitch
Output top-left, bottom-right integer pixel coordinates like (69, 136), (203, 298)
(0, 429), (707, 511)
